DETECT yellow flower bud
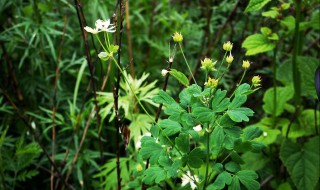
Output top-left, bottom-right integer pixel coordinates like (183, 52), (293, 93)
(223, 41), (233, 51)
(172, 32), (183, 43)
(252, 75), (262, 87)
(242, 60), (251, 69)
(205, 77), (218, 89)
(226, 53), (234, 64)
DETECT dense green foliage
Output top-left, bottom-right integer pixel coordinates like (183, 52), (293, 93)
(0, 0), (319, 189)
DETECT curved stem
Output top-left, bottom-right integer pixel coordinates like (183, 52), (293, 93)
(230, 69), (247, 98)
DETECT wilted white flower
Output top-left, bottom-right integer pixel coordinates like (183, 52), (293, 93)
(181, 171), (199, 190)
(161, 69), (169, 76)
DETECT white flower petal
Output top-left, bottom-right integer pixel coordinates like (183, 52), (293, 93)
(84, 26), (98, 34)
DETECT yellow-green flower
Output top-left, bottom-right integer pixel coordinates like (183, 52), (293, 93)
(200, 58), (217, 71)
(252, 75), (262, 87)
(226, 53), (234, 64)
(223, 41), (233, 51)
(242, 60), (251, 69)
(172, 32), (183, 43)
(136, 164), (143, 172)
(205, 77), (218, 89)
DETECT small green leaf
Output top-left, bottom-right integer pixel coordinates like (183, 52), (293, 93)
(236, 170), (260, 190)
(152, 90), (176, 106)
(169, 69), (189, 87)
(242, 34), (276, 56)
(229, 95), (247, 109)
(212, 89), (230, 112)
(262, 10), (279, 18)
(208, 171), (232, 190)
(140, 137), (163, 164)
(225, 161), (241, 173)
(227, 108), (254, 122)
(280, 137), (319, 190)
(179, 84), (202, 107)
(188, 148), (205, 168)
(192, 107), (216, 124)
(242, 126), (262, 141)
(175, 133), (190, 153)
(245, 0), (271, 12)
(158, 119), (182, 136)
(260, 27), (272, 36)
(143, 166), (167, 184)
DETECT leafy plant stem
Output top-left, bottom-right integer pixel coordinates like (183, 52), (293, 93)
(178, 43), (197, 85)
(230, 69), (247, 98)
(292, 0), (302, 107)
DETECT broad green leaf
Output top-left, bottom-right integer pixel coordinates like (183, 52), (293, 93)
(175, 133), (190, 153)
(227, 108), (254, 122)
(158, 119), (182, 136)
(262, 86), (294, 116)
(280, 137), (320, 190)
(225, 161), (240, 173)
(143, 166), (166, 184)
(245, 0), (271, 12)
(242, 126), (262, 141)
(192, 107), (216, 124)
(140, 137), (163, 164)
(212, 89), (230, 112)
(242, 34), (276, 56)
(241, 152), (269, 171)
(254, 125), (281, 145)
(188, 148), (205, 168)
(152, 90), (176, 106)
(179, 84), (202, 107)
(236, 170), (260, 190)
(158, 156), (173, 168)
(228, 95), (247, 109)
(280, 16), (295, 33)
(234, 83), (251, 96)
(169, 69), (189, 87)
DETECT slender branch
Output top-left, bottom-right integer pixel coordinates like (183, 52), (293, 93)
(51, 8), (69, 190)
(125, 0), (134, 78)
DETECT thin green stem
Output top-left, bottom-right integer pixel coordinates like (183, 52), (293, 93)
(292, 0), (302, 106)
(216, 51), (228, 78)
(96, 35), (108, 52)
(204, 130), (210, 189)
(230, 69), (247, 99)
(272, 48), (277, 127)
(178, 43), (197, 85)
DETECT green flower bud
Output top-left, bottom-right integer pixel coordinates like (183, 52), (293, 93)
(172, 32), (183, 43)
(252, 75), (262, 87)
(200, 58), (217, 72)
(242, 60), (251, 69)
(223, 41), (233, 51)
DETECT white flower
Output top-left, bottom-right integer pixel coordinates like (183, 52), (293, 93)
(193, 125), (202, 132)
(84, 19), (116, 34)
(181, 171), (199, 190)
(263, 132), (268, 137)
(161, 69), (169, 76)
(95, 19), (116, 33)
